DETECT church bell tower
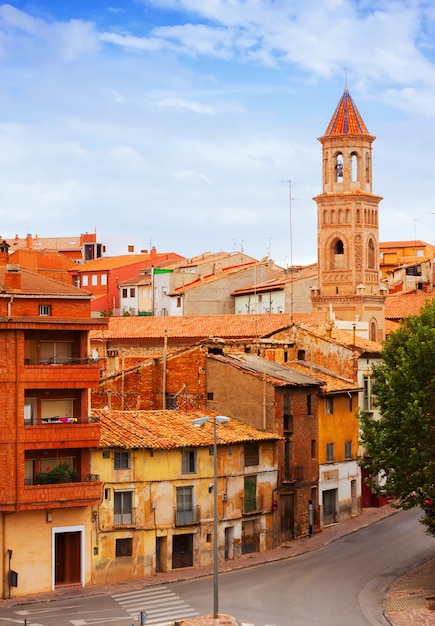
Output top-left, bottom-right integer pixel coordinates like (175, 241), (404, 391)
(311, 88), (386, 341)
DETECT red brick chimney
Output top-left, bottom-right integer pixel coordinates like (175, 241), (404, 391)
(5, 264), (22, 290)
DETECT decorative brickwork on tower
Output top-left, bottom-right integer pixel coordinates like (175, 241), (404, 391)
(312, 88), (386, 341)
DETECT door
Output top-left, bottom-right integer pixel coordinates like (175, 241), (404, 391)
(172, 534), (193, 569)
(323, 489), (337, 526)
(55, 531), (81, 586)
(225, 527), (234, 560)
(280, 494), (295, 541)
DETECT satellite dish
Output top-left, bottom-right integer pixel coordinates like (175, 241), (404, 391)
(92, 349), (98, 361)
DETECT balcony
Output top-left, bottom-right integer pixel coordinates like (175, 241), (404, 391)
(23, 420), (100, 449)
(282, 465), (304, 483)
(114, 508), (137, 528)
(243, 494), (264, 515)
(22, 361), (102, 386)
(19, 477), (102, 511)
(174, 505), (200, 526)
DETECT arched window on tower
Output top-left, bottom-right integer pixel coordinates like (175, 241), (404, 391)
(332, 238), (345, 269)
(365, 152), (370, 183)
(323, 210), (328, 224)
(368, 238), (375, 269)
(370, 320), (377, 342)
(351, 152), (358, 182)
(335, 153), (343, 182)
(346, 209), (351, 223)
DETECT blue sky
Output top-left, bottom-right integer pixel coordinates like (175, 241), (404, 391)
(0, 1), (435, 265)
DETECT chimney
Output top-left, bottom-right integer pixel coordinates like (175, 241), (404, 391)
(5, 264), (21, 290)
(0, 239), (10, 266)
(128, 245), (134, 253)
(150, 246), (157, 259)
(25, 233), (33, 249)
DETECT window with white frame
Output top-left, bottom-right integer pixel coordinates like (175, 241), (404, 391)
(114, 490), (133, 525)
(101, 273), (107, 285)
(39, 305), (51, 316)
(326, 443), (335, 462)
(363, 375), (375, 412)
(92, 274), (98, 286)
(176, 486), (194, 524)
(82, 275), (88, 286)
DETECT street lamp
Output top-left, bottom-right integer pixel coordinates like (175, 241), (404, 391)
(192, 415), (230, 619)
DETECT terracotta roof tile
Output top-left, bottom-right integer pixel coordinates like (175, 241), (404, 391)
(0, 266), (91, 297)
(74, 252), (184, 272)
(324, 88), (370, 136)
(92, 408), (281, 449)
(385, 291), (435, 320)
(300, 324), (382, 353)
(288, 362), (360, 393)
(90, 313), (312, 341)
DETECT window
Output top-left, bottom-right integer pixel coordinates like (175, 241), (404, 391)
(116, 537), (133, 557)
(311, 439), (317, 459)
(326, 397), (334, 415)
(182, 448), (196, 474)
(122, 288), (128, 298)
(307, 394), (312, 415)
(82, 275), (88, 286)
(39, 305), (51, 316)
(348, 394), (353, 411)
(297, 349), (306, 360)
(344, 441), (352, 459)
(114, 491), (133, 526)
(130, 288), (135, 298)
(368, 239), (375, 269)
(177, 297), (181, 308)
(92, 274), (98, 286)
(335, 153), (343, 181)
(114, 451), (130, 470)
(244, 442), (259, 466)
(244, 476), (257, 513)
(176, 486), (194, 524)
(363, 375), (375, 412)
(101, 274), (107, 286)
(326, 443), (335, 462)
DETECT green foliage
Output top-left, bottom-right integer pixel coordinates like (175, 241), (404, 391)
(35, 462), (80, 485)
(359, 300), (435, 535)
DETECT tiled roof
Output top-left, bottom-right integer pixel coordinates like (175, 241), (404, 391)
(385, 291), (435, 320)
(170, 262), (260, 295)
(210, 354), (324, 387)
(0, 266), (91, 297)
(10, 235), (85, 252)
(90, 313), (312, 341)
(380, 240), (435, 250)
(92, 408), (281, 449)
(73, 252), (184, 272)
(324, 88), (370, 136)
(288, 362), (360, 393)
(231, 268), (318, 296)
(300, 324), (382, 353)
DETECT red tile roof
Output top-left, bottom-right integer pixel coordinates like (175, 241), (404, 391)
(92, 408), (281, 449)
(324, 88), (370, 136)
(385, 291), (435, 320)
(300, 324), (382, 353)
(90, 313), (312, 341)
(0, 266), (91, 297)
(74, 252), (184, 272)
(288, 362), (360, 393)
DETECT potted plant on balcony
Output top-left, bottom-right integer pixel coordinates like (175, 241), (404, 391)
(35, 462), (80, 484)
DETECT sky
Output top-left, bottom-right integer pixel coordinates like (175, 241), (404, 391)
(0, 1), (435, 267)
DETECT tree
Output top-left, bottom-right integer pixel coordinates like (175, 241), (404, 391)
(359, 299), (435, 535)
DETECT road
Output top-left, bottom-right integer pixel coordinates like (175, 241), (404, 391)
(1, 508), (434, 626)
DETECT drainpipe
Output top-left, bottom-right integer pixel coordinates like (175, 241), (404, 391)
(7, 295), (13, 317)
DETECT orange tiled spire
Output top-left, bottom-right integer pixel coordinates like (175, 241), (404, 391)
(324, 87), (369, 136)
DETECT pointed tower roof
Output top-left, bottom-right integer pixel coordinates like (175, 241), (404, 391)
(324, 87), (370, 136)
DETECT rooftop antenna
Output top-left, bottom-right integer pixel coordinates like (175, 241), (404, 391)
(281, 179), (302, 322)
(409, 218), (418, 243)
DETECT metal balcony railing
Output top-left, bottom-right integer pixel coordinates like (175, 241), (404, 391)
(243, 494), (264, 515)
(174, 505), (200, 526)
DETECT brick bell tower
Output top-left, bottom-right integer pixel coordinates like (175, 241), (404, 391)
(311, 87), (386, 342)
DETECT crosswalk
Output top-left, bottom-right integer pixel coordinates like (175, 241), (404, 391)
(111, 586), (199, 626)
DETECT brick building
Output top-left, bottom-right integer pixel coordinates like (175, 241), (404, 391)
(0, 244), (107, 599)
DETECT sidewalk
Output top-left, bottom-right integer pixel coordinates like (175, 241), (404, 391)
(2, 505), (435, 625)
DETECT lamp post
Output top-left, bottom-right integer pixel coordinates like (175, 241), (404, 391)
(192, 415), (230, 619)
